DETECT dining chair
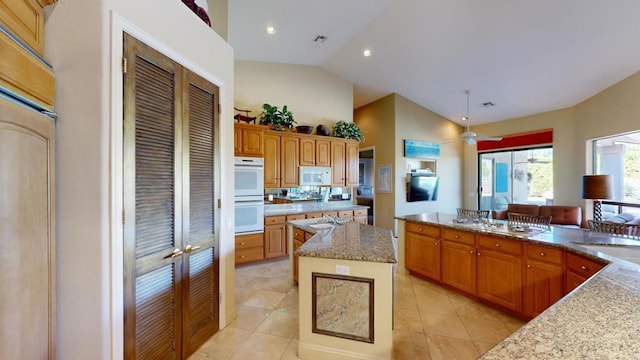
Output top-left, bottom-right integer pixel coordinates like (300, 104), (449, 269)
(587, 220), (640, 239)
(507, 212), (552, 229)
(456, 208), (491, 219)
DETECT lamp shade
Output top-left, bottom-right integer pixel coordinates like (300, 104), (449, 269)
(582, 175), (613, 199)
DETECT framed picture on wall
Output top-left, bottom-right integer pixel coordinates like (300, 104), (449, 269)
(377, 164), (392, 193)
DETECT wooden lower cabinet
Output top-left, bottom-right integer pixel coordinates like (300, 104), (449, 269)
(565, 252), (604, 294)
(406, 222), (609, 319)
(441, 240), (476, 294)
(523, 259), (563, 317)
(476, 236), (523, 312)
(265, 223), (286, 259)
(353, 209), (368, 224)
(406, 232), (441, 281)
(523, 243), (564, 317)
(477, 248), (522, 312)
(236, 233), (265, 264)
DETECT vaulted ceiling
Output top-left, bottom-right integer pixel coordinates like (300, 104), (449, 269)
(229, 0), (640, 126)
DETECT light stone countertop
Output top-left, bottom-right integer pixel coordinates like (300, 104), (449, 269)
(265, 202), (369, 217)
(397, 212), (640, 359)
(289, 220), (397, 264)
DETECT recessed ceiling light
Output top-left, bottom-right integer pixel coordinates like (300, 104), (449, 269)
(266, 26), (276, 35)
(462, 116), (468, 121)
(363, 49), (372, 57)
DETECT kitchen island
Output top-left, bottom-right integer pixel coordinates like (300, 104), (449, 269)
(396, 212), (640, 359)
(289, 219), (397, 360)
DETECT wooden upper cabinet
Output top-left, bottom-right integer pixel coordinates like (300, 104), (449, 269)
(345, 141), (359, 187)
(234, 124), (264, 157)
(0, 20), (55, 111)
(264, 133), (281, 188)
(0, 0), (52, 55)
(315, 138), (331, 166)
(330, 140), (346, 186)
(280, 134), (299, 187)
(299, 137), (315, 166)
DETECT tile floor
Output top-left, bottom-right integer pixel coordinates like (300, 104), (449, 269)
(189, 258), (527, 360)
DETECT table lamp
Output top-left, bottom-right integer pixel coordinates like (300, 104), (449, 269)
(582, 175), (613, 222)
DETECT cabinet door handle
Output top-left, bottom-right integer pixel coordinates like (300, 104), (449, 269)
(581, 265), (588, 270)
(184, 245), (202, 253)
(240, 242), (245, 246)
(455, 235), (460, 239)
(527, 264), (532, 268)
(418, 227), (423, 231)
(434, 242), (439, 246)
(469, 250), (474, 254)
(477, 252), (480, 256)
(540, 252), (545, 256)
(495, 243), (500, 247)
(164, 248), (184, 259)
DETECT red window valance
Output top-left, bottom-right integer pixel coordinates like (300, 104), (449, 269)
(477, 129), (553, 151)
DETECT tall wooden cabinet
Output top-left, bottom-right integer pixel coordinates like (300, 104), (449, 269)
(0, 1), (57, 359)
(0, 96), (55, 360)
(123, 34), (219, 359)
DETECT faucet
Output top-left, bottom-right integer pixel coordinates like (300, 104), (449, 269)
(323, 187), (331, 202)
(323, 214), (339, 224)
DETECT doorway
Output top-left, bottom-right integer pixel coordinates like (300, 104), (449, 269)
(358, 147), (375, 225)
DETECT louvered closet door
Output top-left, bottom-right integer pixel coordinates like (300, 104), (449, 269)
(123, 34), (184, 359)
(123, 33), (220, 360)
(181, 70), (219, 356)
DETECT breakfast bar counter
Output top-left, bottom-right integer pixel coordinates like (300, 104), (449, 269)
(396, 212), (640, 359)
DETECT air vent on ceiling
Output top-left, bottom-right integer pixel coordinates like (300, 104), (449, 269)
(481, 101), (495, 107)
(313, 35), (328, 43)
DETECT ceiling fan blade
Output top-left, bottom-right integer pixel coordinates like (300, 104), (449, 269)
(475, 135), (503, 142)
(441, 138), (464, 144)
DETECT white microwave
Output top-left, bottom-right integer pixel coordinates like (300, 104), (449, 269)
(299, 166), (332, 186)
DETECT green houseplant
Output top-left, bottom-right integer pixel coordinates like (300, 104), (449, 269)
(333, 121), (364, 142)
(259, 103), (296, 131)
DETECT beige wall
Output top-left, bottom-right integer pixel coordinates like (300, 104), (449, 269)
(208, 0), (228, 40)
(46, 0), (235, 359)
(355, 94), (464, 231)
(394, 95), (464, 217)
(235, 60), (354, 130)
(465, 70), (640, 216)
(355, 95), (396, 230)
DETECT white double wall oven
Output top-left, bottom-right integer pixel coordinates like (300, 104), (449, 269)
(234, 157), (265, 233)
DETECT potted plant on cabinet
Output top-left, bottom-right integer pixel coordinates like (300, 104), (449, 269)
(259, 103), (296, 131)
(333, 121), (364, 142)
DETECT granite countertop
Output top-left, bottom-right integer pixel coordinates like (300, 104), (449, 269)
(265, 202), (369, 217)
(288, 219), (397, 264)
(397, 212), (640, 359)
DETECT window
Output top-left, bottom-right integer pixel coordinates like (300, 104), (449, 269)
(478, 147), (553, 212)
(593, 131), (640, 217)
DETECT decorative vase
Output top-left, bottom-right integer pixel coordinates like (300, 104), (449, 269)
(316, 124), (330, 136)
